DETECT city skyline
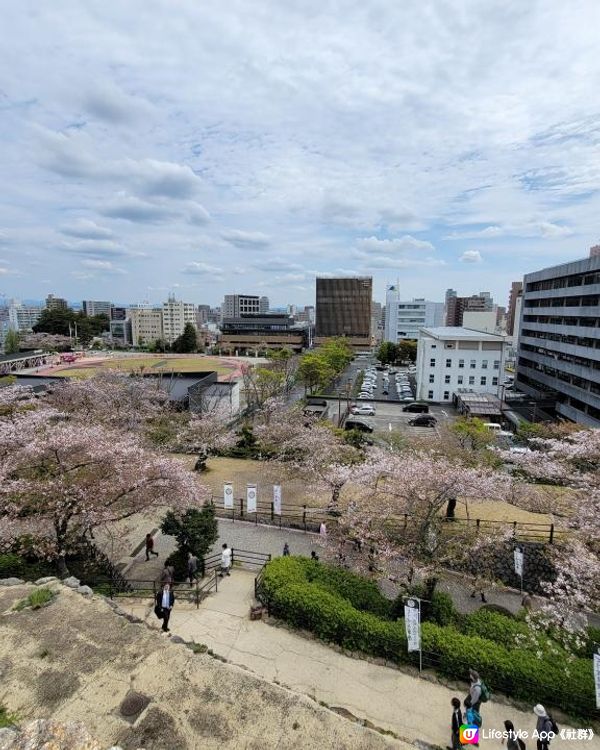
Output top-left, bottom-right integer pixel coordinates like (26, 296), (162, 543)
(2, 3), (600, 306)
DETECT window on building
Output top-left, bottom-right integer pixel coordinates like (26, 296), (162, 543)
(428, 390), (434, 399)
(458, 375), (464, 385)
(468, 376), (475, 385)
(431, 344), (437, 348)
(480, 376), (487, 386)
(443, 391), (450, 400)
(493, 360), (500, 369)
(429, 374), (435, 383)
(492, 377), (498, 385)
(430, 358), (436, 367)
(445, 375), (451, 384)
(470, 359), (476, 369)
(482, 360), (488, 369)
(458, 359), (464, 368)
(445, 358), (452, 367)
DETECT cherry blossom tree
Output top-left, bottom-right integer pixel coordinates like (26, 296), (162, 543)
(0, 410), (209, 575)
(329, 448), (512, 591)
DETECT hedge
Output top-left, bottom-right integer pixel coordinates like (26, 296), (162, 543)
(259, 557), (598, 718)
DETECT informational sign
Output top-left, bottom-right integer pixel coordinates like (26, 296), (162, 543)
(223, 482), (234, 509)
(404, 598), (421, 653)
(247, 483), (257, 513)
(514, 548), (524, 577)
(273, 484), (282, 516)
(594, 650), (600, 709)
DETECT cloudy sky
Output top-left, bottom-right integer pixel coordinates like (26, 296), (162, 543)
(1, 1), (600, 308)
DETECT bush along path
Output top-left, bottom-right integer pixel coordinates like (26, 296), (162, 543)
(257, 557), (600, 721)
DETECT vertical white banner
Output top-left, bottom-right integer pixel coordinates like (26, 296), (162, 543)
(594, 651), (600, 709)
(223, 482), (234, 509)
(404, 599), (421, 653)
(247, 483), (257, 513)
(514, 548), (524, 577)
(273, 484), (282, 516)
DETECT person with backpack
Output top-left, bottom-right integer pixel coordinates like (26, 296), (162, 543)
(533, 705), (557, 750)
(466, 669), (490, 712)
(463, 698), (481, 747)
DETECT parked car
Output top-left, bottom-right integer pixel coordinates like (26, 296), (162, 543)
(403, 403), (429, 413)
(352, 404), (376, 416)
(401, 396), (414, 402)
(408, 415), (437, 427)
(345, 418), (374, 433)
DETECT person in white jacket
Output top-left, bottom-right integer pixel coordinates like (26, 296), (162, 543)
(220, 543), (232, 577)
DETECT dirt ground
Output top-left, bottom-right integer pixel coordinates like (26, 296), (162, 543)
(0, 582), (401, 750)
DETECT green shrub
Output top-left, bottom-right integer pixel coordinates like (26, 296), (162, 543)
(390, 586), (460, 627)
(0, 553), (25, 578)
(260, 556), (597, 718)
(0, 704), (18, 729)
(14, 587), (55, 611)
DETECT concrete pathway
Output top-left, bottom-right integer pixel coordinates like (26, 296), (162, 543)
(119, 571), (599, 750)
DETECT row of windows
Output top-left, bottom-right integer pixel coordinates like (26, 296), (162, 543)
(526, 270), (600, 292)
(427, 390), (451, 400)
(520, 343), (600, 372)
(520, 328), (600, 351)
(518, 357), (600, 395)
(518, 374), (600, 423)
(429, 358), (500, 369)
(523, 315), (599, 328)
(524, 294), (600, 309)
(429, 374), (497, 386)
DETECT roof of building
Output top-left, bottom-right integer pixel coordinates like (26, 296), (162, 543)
(421, 326), (506, 341)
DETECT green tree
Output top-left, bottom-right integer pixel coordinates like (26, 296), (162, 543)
(449, 417), (495, 450)
(319, 337), (354, 373)
(161, 503), (219, 577)
(376, 341), (398, 365)
(397, 340), (417, 363)
(298, 351), (335, 394)
(172, 322), (198, 353)
(3, 329), (20, 354)
(33, 308), (75, 337)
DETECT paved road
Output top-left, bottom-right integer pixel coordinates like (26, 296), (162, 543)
(124, 518), (320, 580)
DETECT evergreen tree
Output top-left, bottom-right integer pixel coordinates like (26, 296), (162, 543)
(173, 322), (198, 353)
(3, 329), (20, 355)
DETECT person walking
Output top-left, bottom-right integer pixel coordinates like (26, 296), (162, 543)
(220, 543), (232, 577)
(155, 583), (175, 633)
(160, 564), (174, 585)
(145, 533), (159, 561)
(187, 552), (199, 586)
(448, 697), (463, 750)
(466, 670), (483, 711)
(503, 720), (526, 750)
(533, 705), (555, 750)
(282, 543), (290, 557)
(311, 550), (319, 562)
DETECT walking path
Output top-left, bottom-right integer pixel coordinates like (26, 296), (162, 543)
(121, 570), (599, 750)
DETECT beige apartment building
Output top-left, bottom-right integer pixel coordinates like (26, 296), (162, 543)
(162, 297), (197, 345)
(128, 307), (164, 347)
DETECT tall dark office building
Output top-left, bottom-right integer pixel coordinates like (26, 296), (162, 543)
(315, 277), (372, 347)
(516, 249), (600, 427)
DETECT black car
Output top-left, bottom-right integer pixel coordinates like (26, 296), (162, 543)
(408, 415), (437, 427)
(345, 418), (374, 433)
(402, 402), (429, 413)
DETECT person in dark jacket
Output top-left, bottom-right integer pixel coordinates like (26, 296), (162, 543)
(533, 705), (554, 750)
(282, 543), (290, 556)
(448, 697), (463, 750)
(155, 583), (175, 633)
(145, 533), (159, 561)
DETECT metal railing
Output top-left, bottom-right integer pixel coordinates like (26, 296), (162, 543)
(211, 496), (559, 543)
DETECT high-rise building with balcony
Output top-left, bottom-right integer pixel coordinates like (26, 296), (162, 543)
(385, 286), (444, 341)
(516, 249), (600, 426)
(45, 294), (69, 311)
(162, 296), (197, 344)
(82, 300), (111, 318)
(221, 295), (269, 321)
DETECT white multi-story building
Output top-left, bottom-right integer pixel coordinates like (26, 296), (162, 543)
(385, 287), (444, 342)
(462, 310), (498, 333)
(7, 300), (43, 332)
(82, 300), (111, 318)
(221, 294), (269, 321)
(415, 327), (507, 402)
(162, 297), (197, 344)
(128, 307), (164, 347)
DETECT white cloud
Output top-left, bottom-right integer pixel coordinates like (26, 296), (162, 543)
(221, 230), (270, 249)
(80, 259), (126, 274)
(60, 219), (114, 240)
(357, 235), (435, 253)
(460, 250), (483, 263)
(182, 261), (225, 278)
(58, 239), (131, 258)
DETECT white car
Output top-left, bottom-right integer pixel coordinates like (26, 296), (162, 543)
(352, 404), (376, 416)
(401, 396), (414, 402)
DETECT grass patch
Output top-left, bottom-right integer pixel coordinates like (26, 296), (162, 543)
(14, 587), (55, 611)
(190, 642), (208, 654)
(0, 704), (18, 728)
